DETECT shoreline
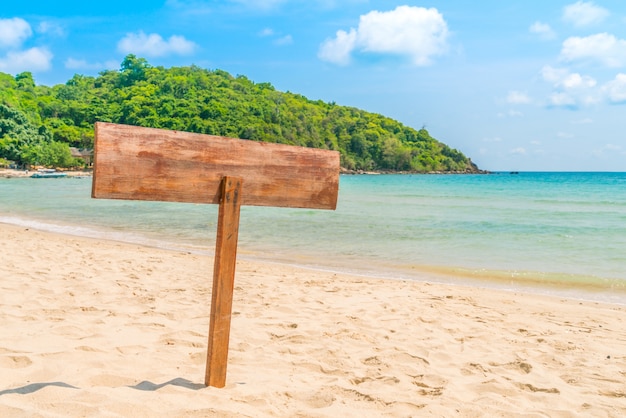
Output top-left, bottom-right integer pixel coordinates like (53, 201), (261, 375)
(1, 221), (625, 415)
(340, 166), (491, 175)
(0, 168), (93, 178)
(2, 215), (625, 306)
(2, 167), (490, 178)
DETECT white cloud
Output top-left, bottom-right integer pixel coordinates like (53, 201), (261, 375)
(561, 72), (596, 89)
(510, 147), (527, 155)
(563, 1), (609, 27)
(319, 29), (357, 65)
(529, 21), (556, 40)
(358, 6), (448, 65)
(506, 91), (531, 104)
(542, 66), (596, 87)
(0, 47), (52, 72)
(604, 73), (626, 103)
(560, 33), (626, 67)
(0, 17), (32, 49)
(259, 28), (274, 37)
(118, 31), (196, 57)
(0, 18), (54, 74)
(319, 6), (448, 66)
(541, 66), (599, 107)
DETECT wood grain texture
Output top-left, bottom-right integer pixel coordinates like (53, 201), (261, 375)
(92, 122), (340, 209)
(205, 177), (242, 388)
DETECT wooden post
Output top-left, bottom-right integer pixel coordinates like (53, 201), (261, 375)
(91, 122), (340, 388)
(205, 176), (242, 388)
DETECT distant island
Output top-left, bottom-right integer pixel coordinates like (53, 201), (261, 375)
(0, 55), (483, 173)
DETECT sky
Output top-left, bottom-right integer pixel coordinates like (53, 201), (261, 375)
(1, 1), (626, 171)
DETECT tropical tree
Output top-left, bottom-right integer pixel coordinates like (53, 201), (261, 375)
(0, 56), (480, 172)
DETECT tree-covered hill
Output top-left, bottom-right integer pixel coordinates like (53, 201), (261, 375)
(0, 55), (481, 172)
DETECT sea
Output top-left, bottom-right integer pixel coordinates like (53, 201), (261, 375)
(1, 172), (625, 304)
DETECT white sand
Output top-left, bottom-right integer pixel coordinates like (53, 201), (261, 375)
(1, 222), (625, 417)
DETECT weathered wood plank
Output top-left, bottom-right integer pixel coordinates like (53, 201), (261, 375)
(205, 176), (242, 388)
(92, 122), (340, 210)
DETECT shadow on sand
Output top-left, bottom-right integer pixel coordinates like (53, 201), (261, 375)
(0, 382), (79, 396)
(129, 378), (206, 391)
(0, 378), (206, 396)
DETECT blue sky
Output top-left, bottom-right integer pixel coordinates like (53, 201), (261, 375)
(2, 1), (626, 171)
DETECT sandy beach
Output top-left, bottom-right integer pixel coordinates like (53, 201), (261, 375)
(0, 222), (625, 417)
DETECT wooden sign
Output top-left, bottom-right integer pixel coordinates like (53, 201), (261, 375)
(92, 122), (340, 388)
(92, 122), (339, 210)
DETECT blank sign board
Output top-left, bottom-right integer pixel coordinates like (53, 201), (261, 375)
(91, 122), (340, 388)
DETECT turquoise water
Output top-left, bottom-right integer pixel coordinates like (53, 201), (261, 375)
(1, 172), (625, 302)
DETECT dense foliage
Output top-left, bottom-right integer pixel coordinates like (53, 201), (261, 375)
(0, 55), (479, 172)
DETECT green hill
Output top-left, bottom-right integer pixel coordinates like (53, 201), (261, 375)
(0, 55), (481, 172)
